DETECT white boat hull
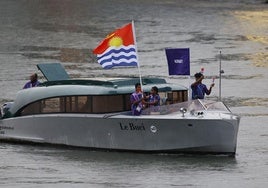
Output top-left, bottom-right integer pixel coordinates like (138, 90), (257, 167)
(0, 112), (239, 155)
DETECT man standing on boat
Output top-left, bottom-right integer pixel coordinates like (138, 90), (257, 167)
(191, 72), (215, 99)
(130, 83), (144, 115)
(23, 73), (40, 89)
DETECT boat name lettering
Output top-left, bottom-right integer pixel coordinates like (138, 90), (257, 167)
(0, 125), (14, 135)
(119, 122), (145, 131)
(0, 125), (14, 130)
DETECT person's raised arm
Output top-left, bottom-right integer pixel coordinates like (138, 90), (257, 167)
(206, 83), (215, 95)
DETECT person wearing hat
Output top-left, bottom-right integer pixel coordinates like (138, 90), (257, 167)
(191, 72), (214, 99)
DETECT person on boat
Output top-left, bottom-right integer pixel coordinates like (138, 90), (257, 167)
(145, 86), (160, 107)
(130, 83), (145, 115)
(191, 72), (214, 99)
(23, 73), (41, 89)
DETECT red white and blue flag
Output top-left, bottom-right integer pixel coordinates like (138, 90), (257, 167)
(165, 48), (190, 75)
(93, 23), (138, 69)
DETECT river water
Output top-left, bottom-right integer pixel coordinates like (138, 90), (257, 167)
(0, 0), (267, 187)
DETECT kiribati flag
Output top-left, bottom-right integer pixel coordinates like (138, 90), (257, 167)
(93, 23), (138, 69)
(165, 48), (190, 75)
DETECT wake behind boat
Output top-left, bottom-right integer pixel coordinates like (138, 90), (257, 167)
(0, 63), (240, 155)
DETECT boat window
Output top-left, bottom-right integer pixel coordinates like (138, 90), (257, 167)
(20, 101), (42, 115)
(18, 91), (187, 116)
(64, 96), (92, 113)
(42, 98), (61, 113)
(92, 95), (124, 113)
(19, 94), (131, 116)
(188, 100), (206, 111)
(161, 90), (188, 105)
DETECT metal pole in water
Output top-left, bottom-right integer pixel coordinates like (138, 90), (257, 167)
(219, 51), (224, 101)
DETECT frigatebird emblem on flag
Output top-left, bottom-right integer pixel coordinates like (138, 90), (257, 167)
(93, 23), (138, 69)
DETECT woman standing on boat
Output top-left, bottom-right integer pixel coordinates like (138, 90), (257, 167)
(145, 86), (160, 107)
(130, 83), (144, 115)
(191, 72), (215, 99)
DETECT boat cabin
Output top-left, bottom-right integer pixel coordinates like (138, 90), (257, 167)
(1, 63), (188, 118)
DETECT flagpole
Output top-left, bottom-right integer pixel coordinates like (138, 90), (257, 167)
(131, 20), (143, 92)
(219, 51), (224, 101)
(188, 75), (191, 100)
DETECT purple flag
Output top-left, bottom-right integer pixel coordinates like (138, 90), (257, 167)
(165, 48), (190, 75)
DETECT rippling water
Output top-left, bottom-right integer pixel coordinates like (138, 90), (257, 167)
(0, 0), (268, 187)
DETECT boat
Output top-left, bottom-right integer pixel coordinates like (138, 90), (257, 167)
(0, 63), (240, 155)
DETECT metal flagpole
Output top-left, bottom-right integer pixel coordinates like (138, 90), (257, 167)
(131, 20), (143, 91)
(219, 51), (224, 101)
(188, 75), (191, 101)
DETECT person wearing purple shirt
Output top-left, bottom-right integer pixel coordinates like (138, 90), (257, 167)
(191, 72), (214, 99)
(23, 73), (41, 89)
(130, 83), (144, 116)
(145, 86), (160, 107)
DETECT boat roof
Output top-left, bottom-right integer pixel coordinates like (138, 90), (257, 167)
(36, 63), (186, 90)
(9, 79), (187, 115)
(8, 63), (188, 114)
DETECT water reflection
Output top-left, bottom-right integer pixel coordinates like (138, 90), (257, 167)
(233, 10), (268, 34)
(250, 52), (268, 67)
(233, 10), (268, 67)
(7, 143), (237, 172)
(1, 1), (268, 187)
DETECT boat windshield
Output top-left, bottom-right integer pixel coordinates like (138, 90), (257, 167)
(200, 100), (230, 111)
(141, 99), (230, 115)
